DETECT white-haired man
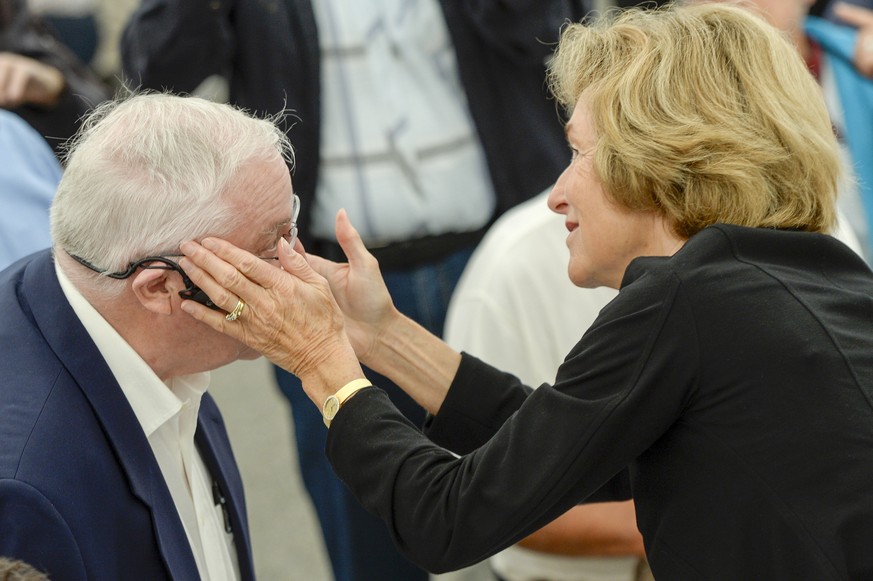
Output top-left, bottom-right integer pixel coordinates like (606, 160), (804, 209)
(0, 93), (298, 580)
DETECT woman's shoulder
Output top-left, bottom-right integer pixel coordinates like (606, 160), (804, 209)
(626, 224), (864, 284)
(615, 224), (872, 325)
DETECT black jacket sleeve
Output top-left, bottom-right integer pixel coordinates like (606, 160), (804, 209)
(326, 270), (696, 572)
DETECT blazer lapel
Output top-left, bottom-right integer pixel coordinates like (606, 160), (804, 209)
(22, 251), (200, 580)
(196, 396), (256, 580)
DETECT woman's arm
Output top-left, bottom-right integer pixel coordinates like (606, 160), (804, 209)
(517, 502), (645, 557)
(357, 311), (461, 415)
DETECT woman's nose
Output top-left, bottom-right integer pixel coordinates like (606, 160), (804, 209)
(547, 169), (570, 214)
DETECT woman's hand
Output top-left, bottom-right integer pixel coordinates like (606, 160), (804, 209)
(308, 210), (461, 414)
(179, 210), (460, 414)
(178, 234), (364, 402)
(305, 209), (403, 366)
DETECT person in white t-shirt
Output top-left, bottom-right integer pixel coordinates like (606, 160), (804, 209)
(445, 191), (650, 581)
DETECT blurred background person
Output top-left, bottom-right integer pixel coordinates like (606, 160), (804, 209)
(804, 0), (873, 262)
(0, 109), (60, 270)
(444, 191), (650, 581)
(0, 0), (108, 158)
(707, 0), (873, 259)
(87, 0), (139, 86)
(27, 0), (99, 66)
(122, 2), (585, 579)
(831, 1), (873, 76)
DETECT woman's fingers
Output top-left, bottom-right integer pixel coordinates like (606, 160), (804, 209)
(178, 238), (291, 346)
(289, 237), (337, 278)
(178, 240), (260, 310)
(335, 209), (377, 269)
(177, 286), (242, 337)
(179, 239), (295, 359)
(174, 250), (246, 341)
(176, 237), (362, 392)
(202, 237), (283, 287)
(276, 237), (327, 286)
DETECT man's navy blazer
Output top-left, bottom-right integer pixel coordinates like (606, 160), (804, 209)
(0, 250), (255, 580)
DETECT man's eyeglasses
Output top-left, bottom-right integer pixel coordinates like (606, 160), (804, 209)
(286, 194), (301, 251)
(68, 194), (301, 311)
(69, 253), (224, 309)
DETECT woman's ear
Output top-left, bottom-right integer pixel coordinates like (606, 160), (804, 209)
(131, 268), (176, 315)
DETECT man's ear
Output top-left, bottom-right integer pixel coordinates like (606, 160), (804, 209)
(131, 268), (177, 315)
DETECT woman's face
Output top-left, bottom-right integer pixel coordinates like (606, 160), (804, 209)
(548, 98), (684, 289)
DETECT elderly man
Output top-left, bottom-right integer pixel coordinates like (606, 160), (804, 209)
(0, 93), (297, 580)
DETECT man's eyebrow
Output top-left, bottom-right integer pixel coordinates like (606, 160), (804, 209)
(261, 218), (293, 237)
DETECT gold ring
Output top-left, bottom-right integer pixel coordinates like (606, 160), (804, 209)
(225, 299), (246, 321)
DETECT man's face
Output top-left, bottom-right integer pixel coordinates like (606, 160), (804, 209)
(173, 154), (295, 372)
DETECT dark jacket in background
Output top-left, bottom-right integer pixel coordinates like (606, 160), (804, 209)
(121, 0), (586, 246)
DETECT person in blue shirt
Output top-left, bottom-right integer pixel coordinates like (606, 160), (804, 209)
(0, 109), (61, 270)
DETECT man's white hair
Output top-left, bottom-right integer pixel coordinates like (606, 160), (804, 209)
(51, 92), (293, 293)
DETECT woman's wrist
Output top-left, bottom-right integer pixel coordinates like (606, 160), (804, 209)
(358, 307), (408, 371)
(296, 338), (367, 408)
(361, 311), (460, 415)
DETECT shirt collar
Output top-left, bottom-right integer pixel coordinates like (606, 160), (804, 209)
(55, 259), (210, 437)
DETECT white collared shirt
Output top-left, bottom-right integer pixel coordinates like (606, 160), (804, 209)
(56, 260), (240, 581)
(311, 0), (495, 243)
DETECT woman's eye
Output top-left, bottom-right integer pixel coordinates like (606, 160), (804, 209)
(570, 147), (591, 162)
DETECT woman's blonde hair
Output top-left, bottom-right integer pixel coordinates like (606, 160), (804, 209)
(548, 2), (840, 237)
